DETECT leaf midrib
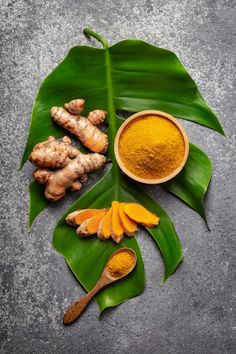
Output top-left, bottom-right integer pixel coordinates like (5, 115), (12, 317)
(104, 42), (120, 200)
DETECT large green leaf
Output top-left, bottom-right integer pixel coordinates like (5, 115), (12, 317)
(162, 143), (212, 224)
(53, 166), (182, 311)
(22, 29), (220, 311)
(21, 28), (223, 168)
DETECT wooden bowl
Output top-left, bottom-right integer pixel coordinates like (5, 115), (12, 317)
(114, 110), (189, 184)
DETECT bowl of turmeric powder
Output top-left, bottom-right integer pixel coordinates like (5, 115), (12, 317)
(114, 110), (189, 184)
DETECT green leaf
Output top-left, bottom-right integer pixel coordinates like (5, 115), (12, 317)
(21, 28), (223, 168)
(29, 181), (49, 228)
(23, 29), (218, 311)
(162, 144), (212, 224)
(53, 167), (182, 311)
(123, 180), (183, 282)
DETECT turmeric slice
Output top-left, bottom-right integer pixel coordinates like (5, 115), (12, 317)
(66, 201), (160, 241)
(65, 210), (80, 226)
(111, 201), (124, 244)
(73, 209), (106, 225)
(77, 211), (106, 237)
(123, 203), (160, 227)
(97, 208), (112, 240)
(87, 211), (107, 234)
(118, 203), (137, 236)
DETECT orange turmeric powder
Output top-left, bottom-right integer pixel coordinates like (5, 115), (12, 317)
(106, 249), (135, 278)
(118, 115), (185, 179)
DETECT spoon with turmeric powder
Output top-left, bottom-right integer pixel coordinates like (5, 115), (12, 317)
(63, 248), (137, 324)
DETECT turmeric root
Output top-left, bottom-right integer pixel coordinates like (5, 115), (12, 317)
(77, 211), (107, 237)
(51, 101), (108, 153)
(29, 136), (78, 168)
(88, 110), (106, 126)
(64, 99), (106, 126)
(124, 203), (160, 227)
(64, 99), (85, 115)
(111, 201), (124, 243)
(118, 203), (137, 236)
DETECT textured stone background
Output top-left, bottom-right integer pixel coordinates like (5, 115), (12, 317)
(1, 0), (235, 353)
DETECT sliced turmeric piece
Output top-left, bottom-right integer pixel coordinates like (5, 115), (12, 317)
(77, 211), (106, 237)
(65, 210), (80, 226)
(118, 203), (137, 236)
(111, 201), (124, 244)
(67, 201), (159, 241)
(74, 209), (106, 225)
(97, 208), (112, 240)
(123, 203), (160, 227)
(76, 218), (91, 237)
(87, 211), (107, 234)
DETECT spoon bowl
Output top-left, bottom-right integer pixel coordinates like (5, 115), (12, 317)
(104, 247), (137, 281)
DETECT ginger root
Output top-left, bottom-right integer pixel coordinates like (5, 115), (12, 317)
(66, 202), (159, 242)
(51, 98), (108, 153)
(30, 136), (106, 202)
(29, 136), (79, 168)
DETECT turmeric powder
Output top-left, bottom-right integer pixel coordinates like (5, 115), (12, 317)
(118, 115), (185, 179)
(106, 249), (135, 278)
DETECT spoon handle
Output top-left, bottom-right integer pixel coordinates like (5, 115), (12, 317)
(63, 276), (110, 324)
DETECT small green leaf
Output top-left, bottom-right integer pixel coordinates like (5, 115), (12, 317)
(162, 144), (212, 225)
(29, 181), (49, 228)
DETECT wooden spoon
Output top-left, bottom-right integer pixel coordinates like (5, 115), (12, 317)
(63, 247), (137, 324)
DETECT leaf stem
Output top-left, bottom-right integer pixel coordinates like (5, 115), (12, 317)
(83, 28), (109, 48)
(83, 28), (120, 198)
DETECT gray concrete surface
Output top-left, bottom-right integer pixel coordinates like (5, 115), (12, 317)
(1, 0), (235, 353)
